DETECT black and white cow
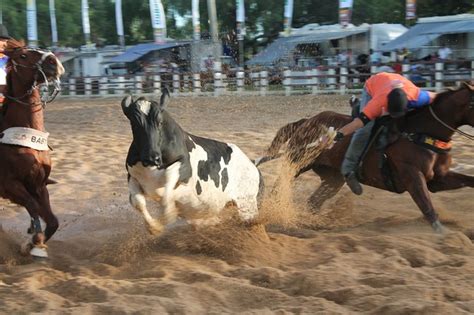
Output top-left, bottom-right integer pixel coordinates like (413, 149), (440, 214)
(121, 89), (263, 234)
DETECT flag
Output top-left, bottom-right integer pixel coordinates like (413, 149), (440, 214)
(115, 0), (125, 46)
(283, 0), (293, 36)
(339, 0), (353, 27)
(192, 0), (200, 41)
(149, 0), (167, 43)
(49, 0), (58, 46)
(406, 0), (416, 20)
(26, 0), (38, 47)
(81, 0), (91, 44)
(236, 0), (245, 40)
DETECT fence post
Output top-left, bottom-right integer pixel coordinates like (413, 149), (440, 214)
(183, 74), (189, 92)
(118, 76), (125, 94)
(214, 72), (222, 97)
(260, 70), (268, 96)
(69, 78), (76, 96)
(435, 62), (444, 92)
(237, 71), (244, 94)
(340, 67), (348, 95)
(153, 75), (161, 92)
(134, 75), (142, 94)
(172, 73), (180, 93)
(84, 77), (92, 96)
(402, 63), (410, 79)
(471, 60), (474, 83)
(328, 68), (336, 90)
(193, 73), (201, 93)
(311, 69), (319, 95)
(99, 77), (108, 96)
(370, 65), (377, 75)
(283, 69), (292, 96)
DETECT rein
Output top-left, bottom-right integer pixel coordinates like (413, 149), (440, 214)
(428, 105), (474, 141)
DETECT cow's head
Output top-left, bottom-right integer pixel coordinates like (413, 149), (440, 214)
(122, 89), (170, 168)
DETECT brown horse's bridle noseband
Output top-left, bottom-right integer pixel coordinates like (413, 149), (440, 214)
(5, 49), (61, 108)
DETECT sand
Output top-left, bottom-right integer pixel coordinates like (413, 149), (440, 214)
(1, 94), (473, 314)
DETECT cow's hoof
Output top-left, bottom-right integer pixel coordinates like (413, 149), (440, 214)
(432, 220), (448, 234)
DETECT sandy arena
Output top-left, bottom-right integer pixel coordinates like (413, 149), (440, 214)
(1, 94), (473, 314)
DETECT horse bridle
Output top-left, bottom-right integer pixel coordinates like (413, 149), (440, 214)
(428, 94), (474, 141)
(5, 48), (61, 107)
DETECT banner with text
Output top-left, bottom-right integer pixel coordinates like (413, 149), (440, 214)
(81, 0), (91, 44)
(149, 0), (167, 43)
(283, 0), (294, 36)
(339, 0), (353, 27)
(26, 0), (38, 47)
(49, 0), (58, 46)
(115, 0), (125, 46)
(192, 0), (200, 41)
(406, 0), (416, 20)
(236, 0), (245, 40)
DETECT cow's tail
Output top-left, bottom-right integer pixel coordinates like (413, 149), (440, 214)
(254, 118), (308, 167)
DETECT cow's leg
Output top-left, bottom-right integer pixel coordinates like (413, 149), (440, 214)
(161, 162), (181, 225)
(428, 171), (474, 192)
(236, 198), (259, 222)
(4, 181), (49, 257)
(128, 177), (163, 235)
(403, 168), (445, 233)
(307, 166), (345, 212)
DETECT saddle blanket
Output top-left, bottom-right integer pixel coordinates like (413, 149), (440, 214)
(0, 127), (49, 151)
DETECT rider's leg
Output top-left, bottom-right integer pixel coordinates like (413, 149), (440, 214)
(341, 87), (373, 195)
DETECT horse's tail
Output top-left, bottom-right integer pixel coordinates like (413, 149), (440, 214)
(254, 118), (308, 167)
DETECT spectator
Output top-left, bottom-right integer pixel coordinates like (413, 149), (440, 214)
(438, 44), (452, 60)
(369, 49), (381, 65)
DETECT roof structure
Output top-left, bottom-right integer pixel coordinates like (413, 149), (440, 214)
(381, 14), (474, 52)
(109, 41), (190, 63)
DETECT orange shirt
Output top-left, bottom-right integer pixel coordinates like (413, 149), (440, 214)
(363, 72), (421, 120)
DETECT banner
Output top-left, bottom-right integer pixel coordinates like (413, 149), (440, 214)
(192, 0), (200, 41)
(49, 0), (58, 46)
(283, 0), (293, 36)
(339, 0), (353, 27)
(236, 0), (245, 40)
(26, 0), (38, 47)
(406, 0), (416, 20)
(81, 0), (91, 44)
(115, 0), (125, 46)
(149, 0), (167, 43)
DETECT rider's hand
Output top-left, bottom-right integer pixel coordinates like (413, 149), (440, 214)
(334, 131), (344, 142)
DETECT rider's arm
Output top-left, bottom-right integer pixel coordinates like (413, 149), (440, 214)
(339, 117), (364, 136)
(339, 95), (384, 136)
(408, 90), (437, 109)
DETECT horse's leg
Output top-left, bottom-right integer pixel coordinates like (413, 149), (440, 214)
(36, 186), (59, 242)
(307, 167), (345, 212)
(128, 177), (163, 235)
(428, 171), (474, 192)
(403, 169), (444, 233)
(4, 181), (49, 253)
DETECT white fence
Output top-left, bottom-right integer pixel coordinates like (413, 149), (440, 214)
(60, 60), (474, 97)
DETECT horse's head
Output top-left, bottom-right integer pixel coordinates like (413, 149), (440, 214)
(435, 82), (474, 128)
(122, 89), (171, 168)
(3, 39), (65, 88)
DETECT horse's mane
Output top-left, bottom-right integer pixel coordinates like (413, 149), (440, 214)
(432, 82), (472, 105)
(5, 39), (25, 52)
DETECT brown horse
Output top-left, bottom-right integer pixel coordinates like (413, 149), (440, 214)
(258, 83), (474, 232)
(0, 40), (64, 257)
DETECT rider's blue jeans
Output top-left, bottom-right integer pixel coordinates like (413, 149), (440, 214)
(341, 88), (375, 176)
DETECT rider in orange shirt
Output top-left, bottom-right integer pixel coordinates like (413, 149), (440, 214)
(334, 72), (437, 195)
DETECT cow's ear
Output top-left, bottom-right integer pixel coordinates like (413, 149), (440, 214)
(159, 88), (170, 110)
(121, 95), (133, 113)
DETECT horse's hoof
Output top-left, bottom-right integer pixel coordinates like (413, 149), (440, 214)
(20, 242), (34, 256)
(30, 246), (49, 258)
(432, 220), (447, 234)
